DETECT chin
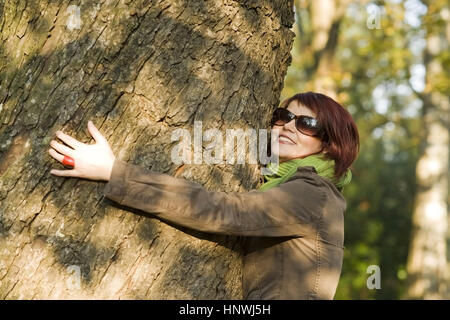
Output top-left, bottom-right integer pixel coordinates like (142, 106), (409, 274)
(274, 145), (298, 160)
(272, 152), (295, 163)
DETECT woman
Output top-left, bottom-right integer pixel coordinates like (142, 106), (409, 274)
(48, 91), (359, 300)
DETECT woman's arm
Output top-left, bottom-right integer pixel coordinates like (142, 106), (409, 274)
(47, 123), (326, 238)
(103, 158), (327, 237)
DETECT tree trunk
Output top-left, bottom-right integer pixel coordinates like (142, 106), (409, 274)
(0, 0), (295, 299)
(406, 0), (449, 299)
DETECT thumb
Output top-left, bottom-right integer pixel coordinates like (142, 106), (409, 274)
(88, 120), (105, 144)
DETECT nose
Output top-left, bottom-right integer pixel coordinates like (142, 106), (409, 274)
(282, 119), (297, 133)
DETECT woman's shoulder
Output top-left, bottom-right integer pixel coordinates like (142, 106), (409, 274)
(287, 165), (346, 203)
(289, 166), (347, 243)
(285, 165), (322, 186)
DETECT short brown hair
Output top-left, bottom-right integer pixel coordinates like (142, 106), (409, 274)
(279, 92), (360, 180)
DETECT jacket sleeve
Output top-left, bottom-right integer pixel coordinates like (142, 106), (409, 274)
(102, 158), (327, 237)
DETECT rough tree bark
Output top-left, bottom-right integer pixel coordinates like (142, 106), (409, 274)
(0, 0), (295, 299)
(406, 0), (449, 299)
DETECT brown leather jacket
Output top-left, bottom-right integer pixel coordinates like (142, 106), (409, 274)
(103, 158), (347, 300)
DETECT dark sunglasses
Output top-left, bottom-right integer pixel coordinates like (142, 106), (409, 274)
(271, 108), (325, 138)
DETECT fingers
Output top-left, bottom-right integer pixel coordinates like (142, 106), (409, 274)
(55, 130), (83, 149)
(48, 147), (75, 166)
(50, 140), (76, 158)
(48, 149), (78, 177)
(49, 168), (78, 177)
(87, 121), (106, 144)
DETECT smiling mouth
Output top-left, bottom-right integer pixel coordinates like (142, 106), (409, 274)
(278, 135), (295, 144)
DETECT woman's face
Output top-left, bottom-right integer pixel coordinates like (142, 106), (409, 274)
(271, 100), (324, 163)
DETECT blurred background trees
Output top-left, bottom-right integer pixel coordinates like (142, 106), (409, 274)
(281, 0), (449, 299)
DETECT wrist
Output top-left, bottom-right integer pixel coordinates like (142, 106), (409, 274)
(106, 157), (116, 182)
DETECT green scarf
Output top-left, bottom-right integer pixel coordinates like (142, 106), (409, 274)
(258, 153), (352, 192)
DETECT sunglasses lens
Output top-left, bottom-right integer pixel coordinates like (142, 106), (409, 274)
(296, 117), (322, 136)
(272, 108), (324, 137)
(272, 108), (292, 126)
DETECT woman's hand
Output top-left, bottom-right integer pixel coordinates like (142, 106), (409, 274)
(48, 121), (116, 181)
